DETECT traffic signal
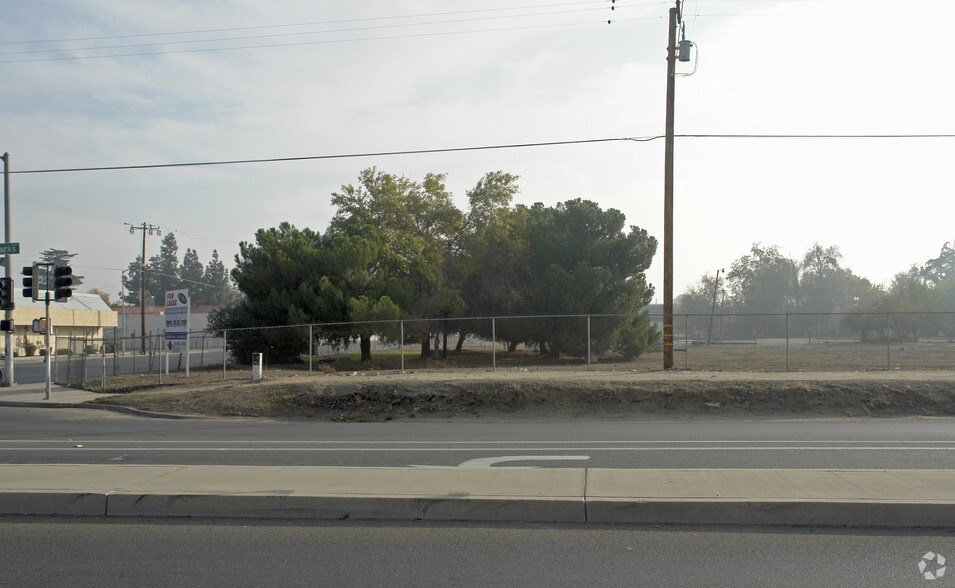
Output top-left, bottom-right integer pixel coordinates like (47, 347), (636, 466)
(53, 264), (73, 302)
(0, 319), (11, 332)
(21, 263), (39, 301)
(0, 277), (13, 311)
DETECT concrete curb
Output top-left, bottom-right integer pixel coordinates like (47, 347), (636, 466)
(2, 465), (954, 527)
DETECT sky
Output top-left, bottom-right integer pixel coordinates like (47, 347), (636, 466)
(1, 0), (953, 306)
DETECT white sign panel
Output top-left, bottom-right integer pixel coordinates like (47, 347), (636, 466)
(164, 289), (190, 354)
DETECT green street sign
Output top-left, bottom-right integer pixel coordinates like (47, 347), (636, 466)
(0, 243), (19, 255)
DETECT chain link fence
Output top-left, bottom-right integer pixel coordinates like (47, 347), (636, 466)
(46, 312), (955, 387)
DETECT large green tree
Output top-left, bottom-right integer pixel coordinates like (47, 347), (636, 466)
(517, 198), (658, 357)
(218, 223), (398, 362)
(329, 168), (465, 357)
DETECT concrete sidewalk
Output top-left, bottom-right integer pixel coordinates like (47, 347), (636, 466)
(2, 464), (953, 527)
(0, 381), (110, 405)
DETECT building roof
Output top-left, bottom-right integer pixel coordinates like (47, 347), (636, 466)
(13, 291), (114, 312)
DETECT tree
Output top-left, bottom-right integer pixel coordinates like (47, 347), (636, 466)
(725, 244), (798, 338)
(179, 248), (205, 301)
(518, 198), (658, 358)
(922, 240), (955, 287)
(224, 222), (395, 362)
(39, 248), (84, 289)
(329, 167), (465, 357)
(146, 232), (181, 305)
(798, 243), (876, 313)
(448, 171), (525, 352)
(202, 250), (235, 305)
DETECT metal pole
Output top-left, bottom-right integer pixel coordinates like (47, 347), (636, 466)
(662, 3), (679, 369)
(586, 315), (591, 370)
(886, 313), (891, 370)
(785, 313), (790, 372)
(44, 291), (51, 398)
(400, 321), (405, 372)
(120, 270), (126, 355)
(308, 324), (313, 376)
(2, 152), (12, 386)
(684, 314), (689, 369)
(492, 318), (496, 372)
(222, 330), (227, 380)
(706, 269), (722, 345)
(140, 223), (146, 354)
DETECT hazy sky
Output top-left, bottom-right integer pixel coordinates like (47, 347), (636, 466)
(1, 0), (953, 305)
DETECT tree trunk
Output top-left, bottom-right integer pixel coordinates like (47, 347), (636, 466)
(455, 332), (466, 354)
(360, 335), (371, 362)
(441, 330), (448, 359)
(420, 335), (431, 359)
(507, 340), (518, 353)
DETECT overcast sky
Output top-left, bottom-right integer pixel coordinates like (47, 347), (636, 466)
(1, 0), (952, 306)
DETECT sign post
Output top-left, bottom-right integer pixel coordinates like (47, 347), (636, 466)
(164, 289), (190, 377)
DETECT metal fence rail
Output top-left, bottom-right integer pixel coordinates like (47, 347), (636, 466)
(49, 312), (955, 388)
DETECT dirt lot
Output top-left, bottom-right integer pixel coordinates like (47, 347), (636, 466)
(84, 364), (955, 421)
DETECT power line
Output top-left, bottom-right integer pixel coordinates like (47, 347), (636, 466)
(1, 17), (658, 63)
(12, 134), (955, 175)
(0, 4), (622, 57)
(0, 1), (626, 46)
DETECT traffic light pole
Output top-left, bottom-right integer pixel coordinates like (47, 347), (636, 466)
(44, 289), (51, 399)
(2, 153), (11, 387)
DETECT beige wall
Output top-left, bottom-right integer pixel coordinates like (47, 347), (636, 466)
(5, 307), (117, 357)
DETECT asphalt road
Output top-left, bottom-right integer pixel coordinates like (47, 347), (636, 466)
(1, 407), (953, 469)
(1, 516), (951, 587)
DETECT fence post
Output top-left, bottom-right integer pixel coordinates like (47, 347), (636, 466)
(684, 314), (689, 370)
(586, 315), (591, 371)
(886, 313), (891, 370)
(308, 324), (313, 376)
(785, 313), (790, 372)
(82, 335), (88, 388)
(101, 345), (106, 394)
(223, 330), (228, 381)
(492, 317), (496, 372)
(400, 321), (405, 372)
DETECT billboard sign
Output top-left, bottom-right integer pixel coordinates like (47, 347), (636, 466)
(164, 289), (190, 353)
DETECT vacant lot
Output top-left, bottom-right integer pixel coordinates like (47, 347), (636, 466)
(85, 362), (955, 421)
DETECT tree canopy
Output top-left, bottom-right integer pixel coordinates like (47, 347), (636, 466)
(122, 234), (236, 307)
(215, 168), (660, 362)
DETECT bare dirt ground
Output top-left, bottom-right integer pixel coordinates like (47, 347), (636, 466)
(84, 363), (955, 421)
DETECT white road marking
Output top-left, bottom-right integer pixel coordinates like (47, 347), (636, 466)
(409, 455), (592, 468)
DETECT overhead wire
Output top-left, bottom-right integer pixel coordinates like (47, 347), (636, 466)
(0, 1), (639, 46)
(12, 134), (955, 175)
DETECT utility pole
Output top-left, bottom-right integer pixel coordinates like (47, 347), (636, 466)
(126, 222), (161, 355)
(663, 2), (680, 369)
(1, 153), (11, 387)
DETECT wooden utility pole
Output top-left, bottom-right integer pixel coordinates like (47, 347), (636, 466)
(126, 222), (161, 354)
(663, 2), (679, 369)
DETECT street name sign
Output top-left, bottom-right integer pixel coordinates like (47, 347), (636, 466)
(0, 243), (19, 255)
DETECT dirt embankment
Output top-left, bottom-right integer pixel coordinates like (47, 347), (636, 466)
(86, 368), (955, 420)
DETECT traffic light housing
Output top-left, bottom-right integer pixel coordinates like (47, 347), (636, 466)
(0, 277), (13, 311)
(0, 319), (11, 332)
(22, 264), (39, 301)
(53, 264), (73, 302)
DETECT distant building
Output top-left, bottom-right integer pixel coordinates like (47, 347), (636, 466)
(106, 304), (224, 350)
(5, 292), (117, 356)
